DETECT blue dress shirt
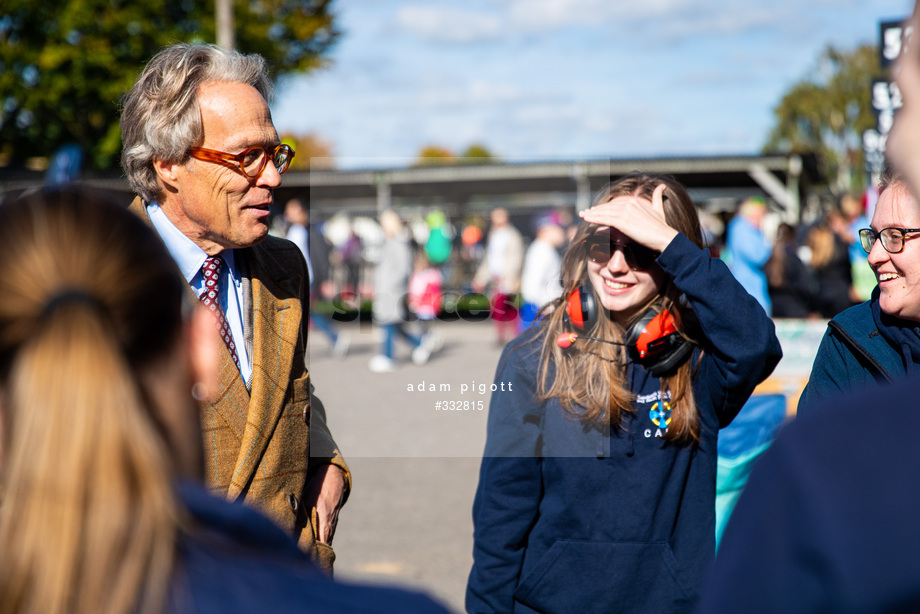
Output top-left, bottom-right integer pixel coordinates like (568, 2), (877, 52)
(147, 202), (252, 384)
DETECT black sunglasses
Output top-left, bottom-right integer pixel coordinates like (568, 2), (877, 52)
(583, 236), (658, 270)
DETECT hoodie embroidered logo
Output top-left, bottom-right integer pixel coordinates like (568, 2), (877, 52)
(649, 401), (672, 428)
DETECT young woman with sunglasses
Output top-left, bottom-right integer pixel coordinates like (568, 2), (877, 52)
(798, 163), (920, 414)
(466, 173), (782, 614)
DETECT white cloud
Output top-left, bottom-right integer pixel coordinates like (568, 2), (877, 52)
(393, 5), (503, 43)
(390, 0), (841, 47)
(505, 0), (695, 31)
(415, 79), (539, 110)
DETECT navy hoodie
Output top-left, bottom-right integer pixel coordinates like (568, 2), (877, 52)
(171, 482), (449, 613)
(699, 376), (920, 613)
(466, 233), (782, 614)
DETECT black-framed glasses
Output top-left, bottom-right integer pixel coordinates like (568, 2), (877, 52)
(583, 236), (658, 270)
(188, 143), (295, 179)
(858, 227), (920, 254)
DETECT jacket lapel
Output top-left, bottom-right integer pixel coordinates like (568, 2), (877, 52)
(226, 244), (302, 499)
(128, 197), (251, 464)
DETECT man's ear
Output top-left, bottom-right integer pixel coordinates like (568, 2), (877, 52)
(187, 306), (220, 403)
(153, 159), (181, 193)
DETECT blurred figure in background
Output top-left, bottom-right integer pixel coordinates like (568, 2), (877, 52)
(519, 213), (566, 329)
(0, 188), (448, 614)
(726, 196), (772, 315)
(285, 198), (349, 358)
(408, 249), (443, 350)
(807, 210), (855, 319)
(472, 208), (524, 345)
(459, 221), (486, 290)
(369, 209), (431, 373)
(766, 222), (815, 318)
(340, 221), (364, 297)
(842, 192), (876, 302)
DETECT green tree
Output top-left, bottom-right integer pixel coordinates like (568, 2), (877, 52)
(0, 0), (338, 170)
(412, 143), (498, 166)
(764, 44), (885, 194)
(460, 143), (497, 163)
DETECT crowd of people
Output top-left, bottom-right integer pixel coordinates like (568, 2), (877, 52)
(720, 193), (876, 321)
(274, 180), (882, 369)
(4, 13), (920, 611)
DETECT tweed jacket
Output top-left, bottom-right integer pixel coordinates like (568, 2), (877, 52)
(130, 198), (350, 569)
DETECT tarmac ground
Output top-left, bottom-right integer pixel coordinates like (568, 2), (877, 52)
(308, 317), (503, 613)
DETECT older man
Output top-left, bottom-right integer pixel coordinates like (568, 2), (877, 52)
(120, 43), (348, 571)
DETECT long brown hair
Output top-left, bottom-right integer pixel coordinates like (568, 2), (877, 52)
(0, 189), (186, 614)
(766, 223), (797, 288)
(536, 173), (704, 443)
(807, 216), (838, 270)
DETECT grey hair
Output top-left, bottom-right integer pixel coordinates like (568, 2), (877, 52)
(120, 43), (273, 203)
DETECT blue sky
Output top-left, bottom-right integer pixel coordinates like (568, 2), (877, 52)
(272, 0), (912, 169)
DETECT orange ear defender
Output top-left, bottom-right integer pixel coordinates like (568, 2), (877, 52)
(563, 285), (694, 376)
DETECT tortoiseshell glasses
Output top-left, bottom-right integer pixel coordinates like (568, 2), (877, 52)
(188, 144), (295, 179)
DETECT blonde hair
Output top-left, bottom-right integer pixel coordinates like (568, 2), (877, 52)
(807, 221), (836, 270)
(0, 189), (186, 614)
(535, 173), (703, 443)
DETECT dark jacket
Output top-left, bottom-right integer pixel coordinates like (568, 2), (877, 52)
(797, 297), (904, 415)
(466, 233), (782, 614)
(699, 377), (920, 613)
(768, 245), (814, 318)
(172, 482), (448, 613)
(813, 234), (854, 319)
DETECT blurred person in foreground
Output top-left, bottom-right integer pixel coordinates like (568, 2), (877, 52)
(699, 9), (920, 610)
(473, 207), (525, 345)
(0, 188), (448, 614)
(890, 3), (920, 197)
(466, 173), (780, 613)
(698, 372), (920, 614)
(797, 163), (920, 414)
(120, 43), (348, 570)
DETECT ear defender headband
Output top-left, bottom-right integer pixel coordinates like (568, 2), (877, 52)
(563, 284), (694, 377)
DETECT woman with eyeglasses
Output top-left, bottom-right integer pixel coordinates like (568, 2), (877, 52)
(798, 163), (920, 414)
(466, 172), (782, 614)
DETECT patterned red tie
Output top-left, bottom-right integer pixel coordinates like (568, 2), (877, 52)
(199, 255), (241, 370)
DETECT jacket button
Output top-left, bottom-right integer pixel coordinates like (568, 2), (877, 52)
(288, 493), (299, 513)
